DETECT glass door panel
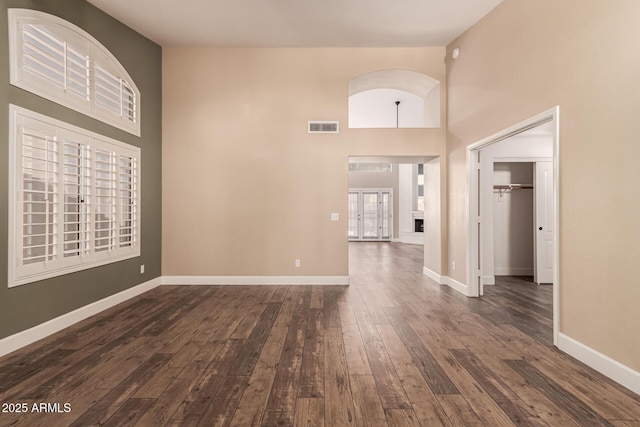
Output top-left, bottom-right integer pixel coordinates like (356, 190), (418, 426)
(362, 192), (379, 239)
(348, 192), (360, 240)
(380, 191), (391, 239)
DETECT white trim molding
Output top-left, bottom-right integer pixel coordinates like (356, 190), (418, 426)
(399, 232), (424, 245)
(444, 276), (468, 295)
(422, 269), (470, 295)
(161, 276), (350, 286)
(423, 266), (446, 285)
(558, 333), (640, 395)
(0, 277), (161, 358)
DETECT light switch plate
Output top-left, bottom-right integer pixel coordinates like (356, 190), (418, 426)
(331, 213), (339, 221)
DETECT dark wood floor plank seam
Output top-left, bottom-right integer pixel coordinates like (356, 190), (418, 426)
(450, 349), (541, 426)
(385, 309), (459, 395)
(298, 307), (325, 398)
(505, 359), (616, 426)
(263, 288), (311, 422)
(68, 352), (172, 426)
(173, 339), (246, 424)
(229, 302), (283, 377)
(353, 309), (412, 410)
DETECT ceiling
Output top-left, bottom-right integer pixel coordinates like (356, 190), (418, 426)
(86, 0), (503, 48)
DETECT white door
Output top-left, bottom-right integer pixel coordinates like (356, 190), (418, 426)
(348, 189), (392, 241)
(535, 161), (554, 284)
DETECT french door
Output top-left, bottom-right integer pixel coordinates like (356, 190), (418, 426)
(348, 189), (392, 241)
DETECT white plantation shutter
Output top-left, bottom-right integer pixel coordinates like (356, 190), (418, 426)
(118, 153), (137, 248)
(62, 134), (92, 258)
(20, 23), (91, 106)
(9, 9), (140, 136)
(121, 81), (137, 123)
(20, 123), (59, 267)
(95, 64), (137, 123)
(94, 147), (117, 253)
(22, 24), (65, 90)
(66, 45), (91, 101)
(9, 106), (141, 287)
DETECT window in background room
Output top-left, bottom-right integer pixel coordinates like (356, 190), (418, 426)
(348, 163), (392, 173)
(416, 163), (424, 211)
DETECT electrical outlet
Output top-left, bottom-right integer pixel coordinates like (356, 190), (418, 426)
(140, 264), (145, 274)
(295, 259), (301, 268)
(452, 261), (456, 271)
(331, 213), (339, 221)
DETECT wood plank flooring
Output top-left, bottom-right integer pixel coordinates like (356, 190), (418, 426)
(1, 242), (639, 426)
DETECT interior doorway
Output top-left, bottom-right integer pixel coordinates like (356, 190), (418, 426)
(467, 107), (560, 345)
(347, 155), (442, 279)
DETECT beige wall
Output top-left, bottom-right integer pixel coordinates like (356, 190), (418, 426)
(447, 0), (640, 370)
(424, 157), (442, 274)
(163, 48), (446, 277)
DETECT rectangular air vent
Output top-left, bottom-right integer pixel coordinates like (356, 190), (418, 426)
(308, 121), (339, 133)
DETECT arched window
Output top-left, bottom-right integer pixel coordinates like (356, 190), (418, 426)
(348, 70), (440, 129)
(8, 9), (141, 136)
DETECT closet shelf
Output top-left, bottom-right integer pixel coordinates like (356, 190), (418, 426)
(493, 184), (533, 190)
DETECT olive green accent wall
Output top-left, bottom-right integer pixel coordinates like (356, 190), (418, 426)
(0, 0), (162, 339)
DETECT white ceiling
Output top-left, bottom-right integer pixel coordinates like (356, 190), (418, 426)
(86, 0), (503, 47)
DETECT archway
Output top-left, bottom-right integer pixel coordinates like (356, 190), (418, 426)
(348, 70), (440, 128)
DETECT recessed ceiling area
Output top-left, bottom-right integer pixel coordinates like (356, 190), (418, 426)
(87, 0), (503, 47)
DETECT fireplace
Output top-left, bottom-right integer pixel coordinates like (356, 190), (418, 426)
(414, 218), (424, 233)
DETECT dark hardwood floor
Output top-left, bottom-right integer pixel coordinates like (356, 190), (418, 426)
(1, 242), (639, 426)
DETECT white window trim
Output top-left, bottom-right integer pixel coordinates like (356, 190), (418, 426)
(8, 9), (141, 136)
(348, 163), (393, 173)
(8, 105), (141, 288)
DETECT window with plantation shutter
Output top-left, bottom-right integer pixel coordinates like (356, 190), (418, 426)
(9, 9), (140, 136)
(9, 105), (141, 288)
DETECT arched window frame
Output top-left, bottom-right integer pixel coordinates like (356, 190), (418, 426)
(8, 9), (141, 136)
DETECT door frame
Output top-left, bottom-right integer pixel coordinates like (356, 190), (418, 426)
(466, 106), (560, 345)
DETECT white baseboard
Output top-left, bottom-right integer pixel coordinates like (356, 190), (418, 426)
(558, 333), (640, 395)
(422, 268), (470, 296)
(0, 277), (162, 359)
(399, 232), (424, 245)
(444, 276), (468, 295)
(423, 267), (446, 285)
(494, 267), (534, 276)
(161, 276), (350, 286)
